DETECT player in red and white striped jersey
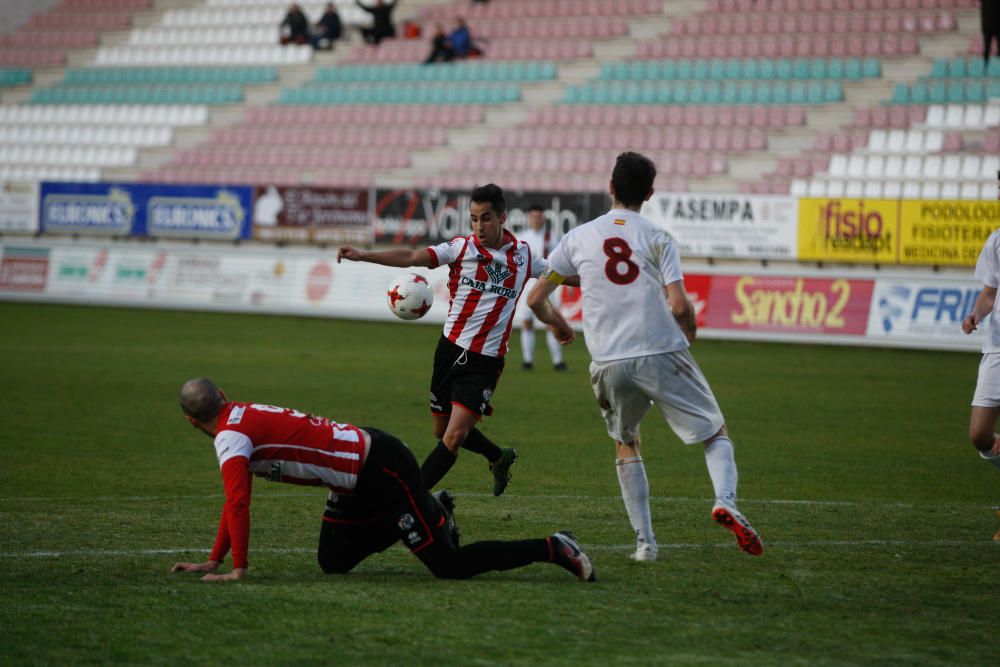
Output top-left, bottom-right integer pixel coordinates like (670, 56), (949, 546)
(170, 379), (596, 582)
(338, 184), (575, 495)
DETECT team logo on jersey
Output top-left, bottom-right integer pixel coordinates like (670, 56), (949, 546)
(398, 514), (415, 531)
(482, 388), (493, 404)
(513, 253), (525, 267)
(484, 263), (511, 284)
(227, 405), (246, 425)
(405, 530), (422, 546)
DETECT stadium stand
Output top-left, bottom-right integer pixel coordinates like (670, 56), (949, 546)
(0, 0), (994, 196)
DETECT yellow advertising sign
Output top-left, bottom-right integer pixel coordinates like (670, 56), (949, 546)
(798, 198), (898, 264)
(898, 200), (1000, 267)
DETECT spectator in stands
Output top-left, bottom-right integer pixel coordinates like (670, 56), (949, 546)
(424, 23), (455, 63)
(357, 0), (398, 45)
(280, 4), (311, 46)
(449, 17), (480, 58)
(312, 3), (343, 51)
(983, 0), (999, 66)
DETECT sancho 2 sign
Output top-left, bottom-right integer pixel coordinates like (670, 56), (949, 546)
(40, 182), (253, 240)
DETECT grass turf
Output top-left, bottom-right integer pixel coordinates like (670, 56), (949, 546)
(0, 302), (996, 666)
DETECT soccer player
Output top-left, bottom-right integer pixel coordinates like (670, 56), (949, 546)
(337, 184), (574, 495)
(518, 204), (567, 371)
(526, 152), (763, 561)
(170, 378), (596, 582)
(961, 169), (1000, 541)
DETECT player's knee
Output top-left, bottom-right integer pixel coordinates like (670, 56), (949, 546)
(441, 429), (469, 451)
(317, 551), (356, 575)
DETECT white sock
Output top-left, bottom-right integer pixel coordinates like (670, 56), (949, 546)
(704, 436), (738, 506)
(520, 327), (535, 364)
(981, 450), (1000, 471)
(546, 330), (563, 365)
(616, 456), (655, 546)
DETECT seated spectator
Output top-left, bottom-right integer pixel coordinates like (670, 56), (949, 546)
(424, 23), (454, 63)
(312, 2), (343, 50)
(449, 17), (482, 58)
(280, 4), (310, 46)
(357, 0), (398, 46)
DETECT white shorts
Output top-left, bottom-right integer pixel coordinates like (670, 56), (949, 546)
(972, 352), (1000, 407)
(589, 349), (725, 445)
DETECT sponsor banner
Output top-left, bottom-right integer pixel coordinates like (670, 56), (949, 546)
(373, 189), (608, 245)
(0, 246), (49, 291)
(40, 182), (253, 240)
(252, 185), (372, 245)
(641, 193), (798, 259)
(798, 198), (898, 264)
(898, 200), (1000, 267)
(705, 274), (874, 335)
(0, 182), (39, 233)
(866, 278), (984, 346)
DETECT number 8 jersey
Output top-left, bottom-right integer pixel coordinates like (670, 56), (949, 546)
(546, 208), (689, 362)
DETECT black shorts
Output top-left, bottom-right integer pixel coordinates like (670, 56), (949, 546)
(429, 335), (505, 418)
(317, 428), (454, 574)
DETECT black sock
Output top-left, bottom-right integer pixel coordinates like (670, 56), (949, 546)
(460, 427), (502, 463)
(420, 441), (457, 490)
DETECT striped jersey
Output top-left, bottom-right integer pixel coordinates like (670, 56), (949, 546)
(214, 401), (367, 493)
(427, 229), (545, 357)
(207, 401), (368, 569)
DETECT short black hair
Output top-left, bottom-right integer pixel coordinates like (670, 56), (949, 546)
(470, 183), (506, 215)
(611, 152), (656, 207)
(528, 203), (544, 212)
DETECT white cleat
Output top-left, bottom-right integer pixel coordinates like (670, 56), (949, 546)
(629, 542), (658, 562)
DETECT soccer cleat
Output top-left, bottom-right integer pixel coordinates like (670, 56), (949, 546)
(522, 361), (534, 370)
(489, 447), (518, 496)
(551, 531), (596, 582)
(712, 503), (763, 556)
(630, 542), (658, 562)
(553, 362), (568, 371)
(432, 489), (461, 547)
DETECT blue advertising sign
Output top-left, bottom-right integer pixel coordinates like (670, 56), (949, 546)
(40, 182), (253, 240)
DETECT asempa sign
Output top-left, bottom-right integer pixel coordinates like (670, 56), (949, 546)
(40, 182), (253, 240)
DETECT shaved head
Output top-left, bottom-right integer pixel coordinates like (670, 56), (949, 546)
(179, 378), (226, 424)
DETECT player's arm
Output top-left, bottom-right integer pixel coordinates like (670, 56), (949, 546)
(171, 455), (251, 582)
(336, 246), (434, 268)
(963, 285), (997, 334)
(665, 280), (696, 343)
(527, 269), (575, 344)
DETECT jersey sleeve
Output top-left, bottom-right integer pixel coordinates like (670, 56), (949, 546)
(214, 430), (253, 468)
(208, 456), (252, 569)
(546, 236), (575, 277)
(530, 254), (549, 279)
(654, 230), (684, 286)
(975, 232), (1000, 288)
(427, 237), (464, 269)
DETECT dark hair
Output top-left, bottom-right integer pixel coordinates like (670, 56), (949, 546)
(611, 152), (656, 207)
(528, 204), (544, 212)
(179, 378), (226, 423)
(470, 183), (506, 215)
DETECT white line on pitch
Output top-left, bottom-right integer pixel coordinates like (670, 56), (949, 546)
(2, 539), (995, 559)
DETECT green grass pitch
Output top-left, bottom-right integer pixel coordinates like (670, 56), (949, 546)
(0, 301), (996, 666)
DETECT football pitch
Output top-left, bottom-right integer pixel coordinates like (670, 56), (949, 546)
(0, 301), (996, 666)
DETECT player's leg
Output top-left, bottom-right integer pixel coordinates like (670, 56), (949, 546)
(317, 494), (399, 574)
(591, 358), (657, 560)
(970, 352), (1000, 471)
(545, 292), (566, 370)
(642, 350), (762, 556)
(520, 316), (536, 370)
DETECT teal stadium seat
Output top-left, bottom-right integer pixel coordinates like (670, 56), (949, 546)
(749, 59), (766, 79)
(845, 58), (863, 80)
(775, 59), (793, 80)
(862, 59), (880, 78)
(891, 83), (910, 104)
(965, 80), (986, 103)
(809, 59), (827, 80)
(793, 59), (811, 80)
(931, 59), (950, 78)
(827, 58), (845, 79)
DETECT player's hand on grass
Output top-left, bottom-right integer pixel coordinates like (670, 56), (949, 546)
(170, 560), (221, 574)
(200, 568), (247, 583)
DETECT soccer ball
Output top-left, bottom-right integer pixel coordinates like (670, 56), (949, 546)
(387, 273), (434, 320)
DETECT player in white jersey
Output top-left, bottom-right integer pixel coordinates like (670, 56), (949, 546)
(518, 204), (567, 371)
(960, 170), (1000, 540)
(338, 184), (574, 496)
(170, 378), (596, 582)
(527, 152), (762, 561)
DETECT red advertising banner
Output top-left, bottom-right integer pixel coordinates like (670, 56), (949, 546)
(253, 186), (371, 244)
(684, 274), (712, 328)
(705, 275), (874, 335)
(0, 247), (49, 291)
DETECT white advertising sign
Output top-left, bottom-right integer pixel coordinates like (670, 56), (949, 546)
(0, 181), (39, 233)
(641, 192), (798, 260)
(865, 278), (983, 350)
